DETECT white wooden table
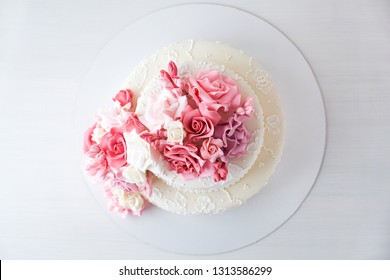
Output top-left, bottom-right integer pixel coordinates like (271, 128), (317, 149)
(0, 0), (389, 259)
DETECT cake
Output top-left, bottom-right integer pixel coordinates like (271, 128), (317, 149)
(83, 40), (285, 216)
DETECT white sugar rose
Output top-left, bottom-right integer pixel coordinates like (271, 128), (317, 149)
(123, 130), (156, 172)
(122, 165), (146, 186)
(121, 192), (144, 212)
(112, 187), (144, 212)
(111, 187), (125, 197)
(167, 120), (186, 144)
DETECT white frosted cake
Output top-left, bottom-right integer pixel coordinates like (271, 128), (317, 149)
(83, 40), (285, 216)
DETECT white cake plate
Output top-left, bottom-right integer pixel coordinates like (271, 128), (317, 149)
(76, 4), (326, 255)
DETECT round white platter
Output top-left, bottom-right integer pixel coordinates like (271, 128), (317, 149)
(76, 4), (326, 255)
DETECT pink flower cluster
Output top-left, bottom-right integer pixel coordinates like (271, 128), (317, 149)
(83, 61), (254, 216)
(142, 61), (254, 181)
(83, 89), (152, 216)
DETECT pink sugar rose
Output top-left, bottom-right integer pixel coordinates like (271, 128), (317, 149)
(123, 112), (148, 134)
(99, 128), (127, 169)
(197, 102), (222, 125)
(140, 95), (166, 132)
(200, 138), (224, 163)
(159, 89), (188, 122)
(214, 113), (252, 160)
(140, 88), (188, 133)
(163, 143), (206, 179)
(137, 61), (188, 133)
(214, 161), (228, 182)
(113, 89), (134, 110)
(83, 123), (97, 153)
(182, 106), (214, 142)
(188, 70), (241, 118)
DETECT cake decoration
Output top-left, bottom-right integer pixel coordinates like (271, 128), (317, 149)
(83, 40), (284, 216)
(83, 60), (255, 216)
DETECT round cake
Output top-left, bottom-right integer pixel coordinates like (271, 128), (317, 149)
(83, 40), (285, 216)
